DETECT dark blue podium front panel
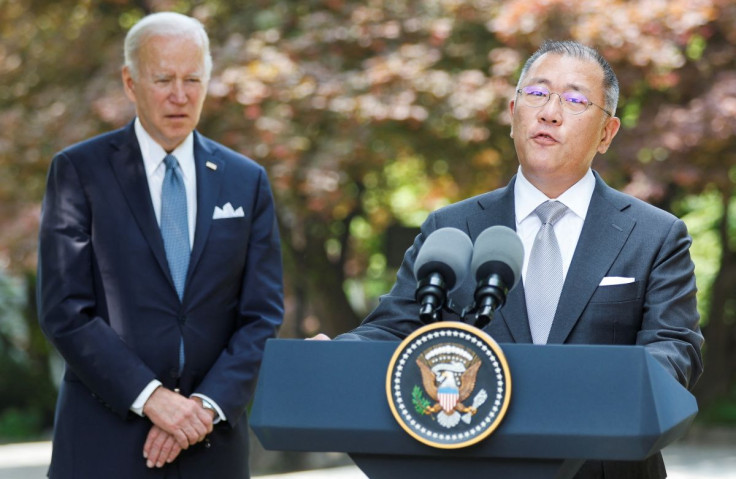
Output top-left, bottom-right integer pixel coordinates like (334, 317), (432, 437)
(250, 339), (696, 462)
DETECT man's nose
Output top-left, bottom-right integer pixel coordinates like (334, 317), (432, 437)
(169, 81), (187, 104)
(538, 93), (563, 124)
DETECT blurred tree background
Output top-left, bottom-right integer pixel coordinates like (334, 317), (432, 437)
(1, 0), (735, 455)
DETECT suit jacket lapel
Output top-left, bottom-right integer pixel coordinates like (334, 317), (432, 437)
(466, 179), (517, 239)
(187, 132), (225, 283)
(466, 176), (533, 343)
(109, 124), (172, 284)
(546, 173), (636, 344)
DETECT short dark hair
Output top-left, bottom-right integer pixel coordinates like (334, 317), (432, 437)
(517, 40), (619, 116)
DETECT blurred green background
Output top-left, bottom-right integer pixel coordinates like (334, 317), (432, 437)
(1, 0), (735, 472)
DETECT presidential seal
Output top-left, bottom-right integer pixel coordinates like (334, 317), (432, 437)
(386, 322), (511, 449)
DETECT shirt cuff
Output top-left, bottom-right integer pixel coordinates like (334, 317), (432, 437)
(130, 380), (162, 417)
(191, 393), (226, 424)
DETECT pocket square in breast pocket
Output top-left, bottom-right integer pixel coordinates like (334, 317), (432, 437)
(213, 202), (245, 219)
(599, 276), (635, 286)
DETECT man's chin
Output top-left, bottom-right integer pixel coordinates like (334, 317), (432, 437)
(522, 158), (562, 174)
(158, 127), (193, 149)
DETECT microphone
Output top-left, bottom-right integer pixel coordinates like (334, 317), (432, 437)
(470, 226), (524, 328)
(413, 228), (473, 323)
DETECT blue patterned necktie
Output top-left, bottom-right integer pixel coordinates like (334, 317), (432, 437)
(161, 154), (190, 299)
(161, 154), (189, 374)
(525, 200), (568, 344)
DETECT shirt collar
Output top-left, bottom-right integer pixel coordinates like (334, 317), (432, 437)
(134, 118), (196, 181)
(515, 167), (595, 224)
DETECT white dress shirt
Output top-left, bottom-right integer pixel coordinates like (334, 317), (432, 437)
(514, 167), (596, 284)
(135, 118), (197, 248)
(129, 119), (225, 422)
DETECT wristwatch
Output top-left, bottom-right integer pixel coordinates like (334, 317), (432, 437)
(200, 398), (218, 419)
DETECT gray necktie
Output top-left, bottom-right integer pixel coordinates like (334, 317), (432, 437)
(525, 200), (568, 344)
(161, 154), (190, 373)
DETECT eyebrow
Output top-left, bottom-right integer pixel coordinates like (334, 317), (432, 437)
(152, 72), (204, 80)
(524, 78), (592, 94)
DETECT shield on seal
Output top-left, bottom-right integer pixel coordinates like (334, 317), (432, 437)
(437, 384), (459, 413)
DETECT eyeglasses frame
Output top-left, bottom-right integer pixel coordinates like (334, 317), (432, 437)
(516, 88), (613, 117)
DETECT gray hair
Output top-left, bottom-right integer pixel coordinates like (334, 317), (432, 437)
(124, 12), (212, 81)
(516, 40), (619, 116)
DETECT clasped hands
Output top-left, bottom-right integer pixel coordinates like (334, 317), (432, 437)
(142, 387), (215, 468)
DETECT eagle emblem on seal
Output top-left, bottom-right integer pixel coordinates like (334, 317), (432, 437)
(414, 343), (488, 428)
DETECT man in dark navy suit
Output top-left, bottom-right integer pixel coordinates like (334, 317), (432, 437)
(37, 12), (283, 478)
(314, 41), (703, 479)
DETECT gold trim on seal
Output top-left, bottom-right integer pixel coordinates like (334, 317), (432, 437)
(385, 321), (512, 449)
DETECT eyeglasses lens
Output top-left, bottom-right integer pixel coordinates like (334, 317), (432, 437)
(521, 86), (590, 114)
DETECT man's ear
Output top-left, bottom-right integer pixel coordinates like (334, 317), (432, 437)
(597, 115), (621, 154)
(509, 99), (516, 138)
(122, 66), (136, 103)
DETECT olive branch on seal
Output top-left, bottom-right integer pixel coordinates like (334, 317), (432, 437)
(412, 385), (431, 415)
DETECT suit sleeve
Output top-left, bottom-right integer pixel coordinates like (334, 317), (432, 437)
(336, 213), (441, 341)
(193, 168), (284, 423)
(37, 153), (157, 417)
(637, 218), (704, 389)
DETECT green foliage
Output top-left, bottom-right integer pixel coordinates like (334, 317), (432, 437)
(0, 270), (26, 347)
(0, 409), (44, 442)
(412, 385), (431, 415)
(698, 383), (736, 425)
(677, 189), (727, 326)
(0, 270), (57, 441)
(686, 34), (707, 61)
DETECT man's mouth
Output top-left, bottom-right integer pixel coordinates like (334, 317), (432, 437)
(532, 132), (558, 143)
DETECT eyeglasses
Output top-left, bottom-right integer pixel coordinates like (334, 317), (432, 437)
(516, 86), (612, 116)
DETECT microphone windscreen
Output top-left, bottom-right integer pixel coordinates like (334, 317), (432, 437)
(471, 226), (524, 288)
(413, 227), (473, 291)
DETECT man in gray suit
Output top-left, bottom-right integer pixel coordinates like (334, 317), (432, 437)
(314, 41), (703, 478)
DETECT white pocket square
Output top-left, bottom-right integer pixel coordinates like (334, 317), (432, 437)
(599, 276), (635, 286)
(213, 202), (245, 219)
